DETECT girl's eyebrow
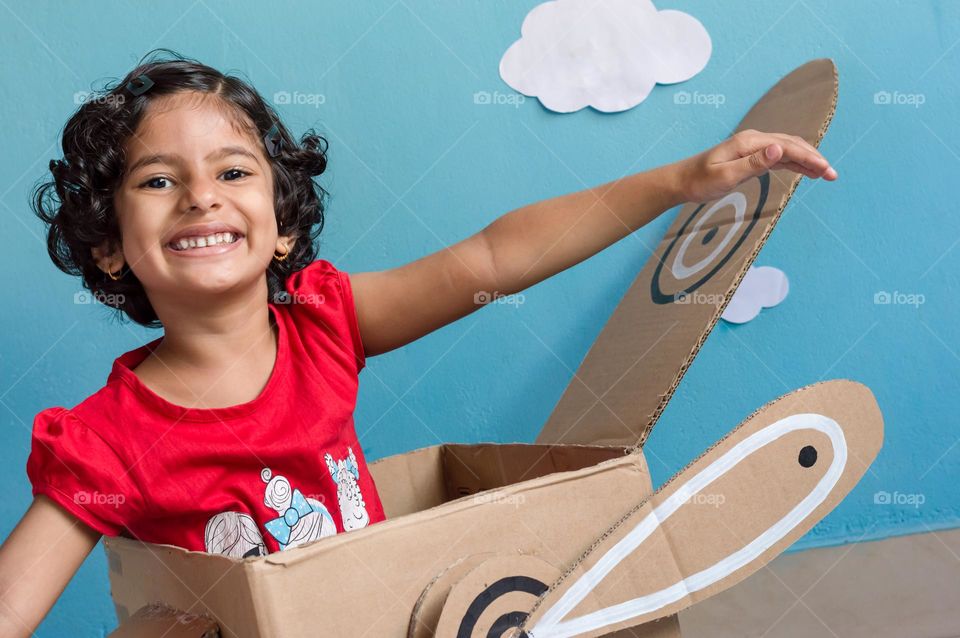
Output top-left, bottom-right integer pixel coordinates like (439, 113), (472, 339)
(126, 145), (260, 175)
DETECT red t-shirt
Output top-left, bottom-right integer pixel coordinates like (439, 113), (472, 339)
(26, 259), (386, 557)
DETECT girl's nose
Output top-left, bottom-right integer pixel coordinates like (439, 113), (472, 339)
(180, 174), (223, 214)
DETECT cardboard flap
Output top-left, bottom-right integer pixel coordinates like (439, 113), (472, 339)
(517, 379), (883, 637)
(535, 59), (839, 450)
(441, 443), (631, 499)
(368, 444), (447, 518)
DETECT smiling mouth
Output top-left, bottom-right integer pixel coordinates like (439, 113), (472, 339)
(167, 231), (244, 252)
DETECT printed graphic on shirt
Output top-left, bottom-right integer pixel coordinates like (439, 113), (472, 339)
(325, 447), (370, 531)
(202, 453), (369, 558)
(260, 467), (337, 551)
(204, 511), (268, 559)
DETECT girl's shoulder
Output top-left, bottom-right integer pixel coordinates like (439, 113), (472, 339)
(279, 259), (366, 375)
(26, 404), (144, 536)
(283, 258), (345, 300)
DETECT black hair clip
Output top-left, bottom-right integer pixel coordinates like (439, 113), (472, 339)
(263, 123), (282, 157)
(125, 73), (154, 97)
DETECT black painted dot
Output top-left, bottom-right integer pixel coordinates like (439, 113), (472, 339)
(798, 445), (818, 468)
(701, 226), (718, 244)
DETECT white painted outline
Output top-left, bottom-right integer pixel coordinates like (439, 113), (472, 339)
(529, 413), (848, 638)
(671, 190), (747, 280)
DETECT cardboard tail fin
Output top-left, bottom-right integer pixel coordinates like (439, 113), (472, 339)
(534, 59), (839, 451)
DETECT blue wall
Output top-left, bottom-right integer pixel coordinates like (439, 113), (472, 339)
(1, 1), (956, 635)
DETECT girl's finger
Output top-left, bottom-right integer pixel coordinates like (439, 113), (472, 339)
(770, 134), (835, 177)
(775, 160), (821, 179)
(773, 133), (820, 157)
(728, 143), (783, 180)
(740, 130), (835, 178)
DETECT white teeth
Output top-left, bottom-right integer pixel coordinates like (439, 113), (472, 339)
(171, 231), (238, 251)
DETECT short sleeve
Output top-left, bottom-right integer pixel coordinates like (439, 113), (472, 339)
(26, 407), (142, 537)
(284, 259), (367, 373)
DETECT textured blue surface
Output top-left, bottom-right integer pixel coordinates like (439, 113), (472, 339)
(1, 1), (956, 635)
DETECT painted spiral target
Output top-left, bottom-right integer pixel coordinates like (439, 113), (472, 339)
(433, 555), (564, 638)
(651, 172), (770, 304)
(456, 575), (547, 638)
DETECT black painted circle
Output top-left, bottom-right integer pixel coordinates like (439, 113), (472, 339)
(488, 612), (530, 637)
(456, 575), (548, 638)
(701, 226), (718, 244)
(650, 172), (770, 305)
(798, 445), (818, 468)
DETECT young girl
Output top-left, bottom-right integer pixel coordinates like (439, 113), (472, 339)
(0, 50), (835, 633)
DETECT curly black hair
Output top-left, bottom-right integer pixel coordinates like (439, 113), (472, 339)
(31, 48), (331, 328)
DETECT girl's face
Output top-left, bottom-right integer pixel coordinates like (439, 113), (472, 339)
(102, 91), (291, 303)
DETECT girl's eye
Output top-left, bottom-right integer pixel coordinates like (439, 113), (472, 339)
(222, 168), (250, 181)
(139, 169), (250, 189)
(142, 176), (171, 189)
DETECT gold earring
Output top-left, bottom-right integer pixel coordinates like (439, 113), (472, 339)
(106, 265), (123, 281)
(273, 245), (289, 262)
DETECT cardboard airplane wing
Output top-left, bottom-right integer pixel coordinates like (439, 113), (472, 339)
(535, 58), (838, 450)
(103, 59), (880, 638)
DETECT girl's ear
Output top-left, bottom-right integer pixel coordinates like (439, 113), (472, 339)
(277, 234), (296, 255)
(91, 240), (125, 274)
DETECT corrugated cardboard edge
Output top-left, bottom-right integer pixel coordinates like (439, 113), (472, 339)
(630, 59), (839, 453)
(407, 552), (497, 638)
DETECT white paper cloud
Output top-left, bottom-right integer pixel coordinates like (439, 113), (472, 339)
(499, 0), (712, 113)
(721, 266), (790, 324)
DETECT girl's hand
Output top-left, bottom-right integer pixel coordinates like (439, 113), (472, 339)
(675, 129), (838, 203)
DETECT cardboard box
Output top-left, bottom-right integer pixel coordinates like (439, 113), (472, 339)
(107, 442), (679, 637)
(103, 59), (883, 638)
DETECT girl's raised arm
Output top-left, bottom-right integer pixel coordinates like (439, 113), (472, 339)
(350, 130), (835, 358)
(350, 230), (500, 357)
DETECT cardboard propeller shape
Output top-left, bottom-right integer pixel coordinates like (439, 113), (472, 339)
(104, 59), (878, 638)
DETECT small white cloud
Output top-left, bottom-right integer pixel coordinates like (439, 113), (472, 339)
(499, 0), (712, 113)
(722, 266), (790, 324)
